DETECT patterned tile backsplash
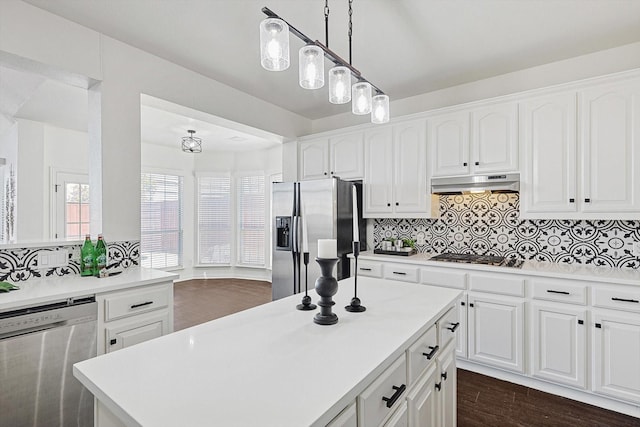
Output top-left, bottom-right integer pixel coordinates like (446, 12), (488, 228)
(0, 240), (140, 282)
(373, 193), (640, 269)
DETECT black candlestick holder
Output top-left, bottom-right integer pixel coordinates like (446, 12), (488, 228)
(345, 242), (366, 313)
(313, 257), (340, 325)
(297, 252), (316, 311)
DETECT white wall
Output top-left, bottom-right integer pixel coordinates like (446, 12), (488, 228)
(16, 119), (45, 241)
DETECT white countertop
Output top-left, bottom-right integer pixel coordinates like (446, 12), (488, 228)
(353, 252), (640, 287)
(73, 277), (461, 427)
(0, 268), (178, 312)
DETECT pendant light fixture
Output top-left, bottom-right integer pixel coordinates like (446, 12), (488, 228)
(181, 130), (202, 153)
(259, 0), (390, 124)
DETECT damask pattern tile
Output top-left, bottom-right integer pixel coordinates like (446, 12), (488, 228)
(373, 193), (640, 269)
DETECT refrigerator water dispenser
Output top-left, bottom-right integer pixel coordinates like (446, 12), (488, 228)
(275, 216), (292, 251)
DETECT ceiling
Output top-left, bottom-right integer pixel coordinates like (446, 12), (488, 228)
(20, 0), (640, 121)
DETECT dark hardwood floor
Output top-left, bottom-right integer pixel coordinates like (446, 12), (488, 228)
(173, 279), (640, 426)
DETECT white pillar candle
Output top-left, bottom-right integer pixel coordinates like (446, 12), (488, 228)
(301, 200), (309, 253)
(317, 239), (337, 258)
(352, 185), (359, 242)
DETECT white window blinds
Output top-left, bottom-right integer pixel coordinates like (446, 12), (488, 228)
(238, 175), (265, 266)
(140, 173), (183, 269)
(198, 175), (231, 264)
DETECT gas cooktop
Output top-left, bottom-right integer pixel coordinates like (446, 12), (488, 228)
(429, 253), (524, 268)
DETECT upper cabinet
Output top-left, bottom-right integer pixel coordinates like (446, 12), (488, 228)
(521, 77), (640, 219)
(431, 102), (518, 177)
(364, 119), (433, 218)
(299, 132), (364, 181)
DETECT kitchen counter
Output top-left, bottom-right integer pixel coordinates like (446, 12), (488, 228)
(0, 267), (178, 311)
(73, 277), (461, 427)
(352, 252), (640, 287)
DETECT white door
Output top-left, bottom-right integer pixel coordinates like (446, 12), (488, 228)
(520, 92), (578, 216)
(299, 139), (329, 180)
(430, 111), (470, 177)
(393, 119), (429, 214)
(54, 171), (90, 240)
(592, 310), (640, 404)
(437, 344), (456, 427)
(456, 296), (468, 359)
(406, 363), (438, 427)
(330, 132), (364, 180)
(531, 303), (587, 389)
(364, 126), (394, 216)
(581, 79), (640, 214)
(468, 292), (524, 373)
(471, 102), (519, 173)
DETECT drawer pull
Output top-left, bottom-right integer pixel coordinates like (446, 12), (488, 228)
(578, 319), (584, 325)
(435, 382), (442, 391)
(360, 267), (372, 271)
(441, 371), (448, 381)
(392, 271), (407, 275)
(547, 289), (570, 295)
(422, 345), (439, 360)
(131, 301), (154, 309)
(595, 323), (602, 329)
(611, 297), (639, 303)
(382, 384), (406, 408)
(447, 322), (460, 333)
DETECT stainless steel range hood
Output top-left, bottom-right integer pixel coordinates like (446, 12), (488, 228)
(431, 173), (520, 194)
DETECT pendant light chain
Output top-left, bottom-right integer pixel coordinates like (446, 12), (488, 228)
(324, 0), (330, 47)
(348, 0), (353, 65)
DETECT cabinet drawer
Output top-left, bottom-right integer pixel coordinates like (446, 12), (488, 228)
(532, 279), (587, 305)
(358, 355), (407, 427)
(593, 286), (640, 313)
(105, 310), (170, 353)
(438, 307), (460, 349)
(104, 283), (170, 321)
(357, 261), (383, 278)
(406, 324), (438, 385)
(419, 268), (466, 289)
(384, 264), (419, 283)
(469, 273), (524, 297)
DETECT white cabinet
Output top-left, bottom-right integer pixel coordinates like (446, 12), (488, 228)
(436, 343), (456, 427)
(430, 103), (518, 177)
(97, 281), (173, 355)
(580, 79), (640, 215)
(520, 92), (578, 216)
(592, 310), (640, 404)
(327, 402), (357, 427)
(467, 292), (524, 373)
(299, 133), (364, 181)
(531, 302), (587, 389)
(406, 364), (438, 427)
(364, 119), (431, 218)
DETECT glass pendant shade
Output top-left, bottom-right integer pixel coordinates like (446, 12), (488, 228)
(352, 82), (372, 115)
(260, 18), (290, 71)
(371, 94), (390, 124)
(328, 66), (351, 104)
(299, 45), (324, 89)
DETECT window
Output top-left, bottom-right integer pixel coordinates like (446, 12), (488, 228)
(197, 175), (231, 265)
(64, 182), (90, 240)
(141, 173), (183, 269)
(238, 175), (265, 266)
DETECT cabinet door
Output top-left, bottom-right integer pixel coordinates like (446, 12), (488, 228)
(393, 120), (429, 214)
(105, 311), (170, 353)
(383, 401), (408, 427)
(430, 111), (470, 177)
(456, 297), (468, 359)
(406, 364), (438, 427)
(330, 132), (364, 180)
(299, 139), (329, 180)
(364, 127), (394, 216)
(471, 103), (518, 173)
(520, 92), (578, 216)
(592, 310), (640, 404)
(581, 79), (640, 214)
(531, 303), (587, 389)
(437, 344), (456, 427)
(468, 293), (524, 373)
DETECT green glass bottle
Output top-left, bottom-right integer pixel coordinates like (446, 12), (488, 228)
(80, 234), (95, 276)
(95, 234), (108, 276)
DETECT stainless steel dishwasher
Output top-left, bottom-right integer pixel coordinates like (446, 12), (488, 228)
(0, 296), (97, 427)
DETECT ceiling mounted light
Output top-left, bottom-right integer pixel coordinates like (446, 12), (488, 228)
(259, 0), (389, 124)
(181, 130), (202, 153)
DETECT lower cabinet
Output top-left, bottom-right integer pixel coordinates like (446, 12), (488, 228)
(406, 364), (438, 427)
(437, 344), (456, 427)
(105, 310), (171, 352)
(327, 402), (357, 427)
(531, 302), (587, 389)
(467, 292), (524, 373)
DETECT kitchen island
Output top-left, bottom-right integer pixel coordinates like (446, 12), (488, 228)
(74, 276), (461, 427)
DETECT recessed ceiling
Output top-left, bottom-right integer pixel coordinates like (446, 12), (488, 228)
(21, 0), (640, 120)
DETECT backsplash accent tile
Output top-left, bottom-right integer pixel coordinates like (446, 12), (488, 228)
(0, 240), (140, 282)
(373, 193), (640, 269)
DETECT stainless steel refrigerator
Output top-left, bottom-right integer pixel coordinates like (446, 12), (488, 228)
(272, 177), (365, 300)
